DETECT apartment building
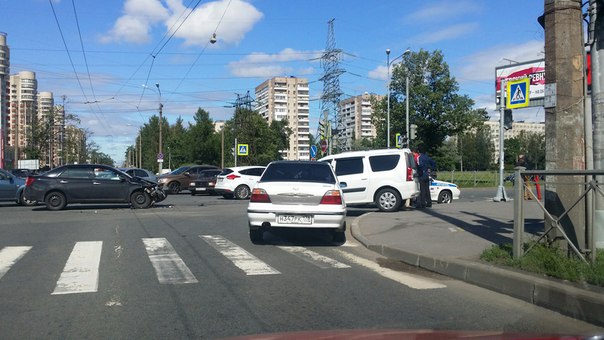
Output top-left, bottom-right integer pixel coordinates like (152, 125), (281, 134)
(255, 77), (310, 160)
(484, 120), (545, 161)
(339, 93), (382, 149)
(0, 32), (9, 168)
(8, 71), (38, 166)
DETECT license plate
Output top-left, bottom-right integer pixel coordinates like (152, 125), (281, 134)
(217, 178), (223, 182)
(277, 215), (312, 224)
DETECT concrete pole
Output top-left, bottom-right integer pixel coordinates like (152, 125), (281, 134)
(589, 0), (604, 250)
(406, 75), (410, 148)
(386, 49), (391, 149)
(544, 0), (586, 250)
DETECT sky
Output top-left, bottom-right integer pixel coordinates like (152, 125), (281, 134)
(1, 0), (547, 165)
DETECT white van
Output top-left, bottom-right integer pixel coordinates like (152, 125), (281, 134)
(319, 148), (419, 212)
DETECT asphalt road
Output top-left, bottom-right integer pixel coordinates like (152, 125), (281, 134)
(0, 191), (600, 339)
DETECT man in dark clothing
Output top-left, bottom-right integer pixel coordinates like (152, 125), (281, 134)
(416, 144), (436, 208)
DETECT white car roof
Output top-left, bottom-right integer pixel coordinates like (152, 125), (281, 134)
(318, 148), (412, 161)
(226, 166), (265, 171)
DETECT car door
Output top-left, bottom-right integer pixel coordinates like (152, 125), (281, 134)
(0, 169), (18, 200)
(90, 167), (130, 202)
(333, 157), (367, 204)
(56, 167), (96, 201)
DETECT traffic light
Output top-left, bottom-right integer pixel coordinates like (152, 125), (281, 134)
(504, 109), (513, 130)
(409, 124), (417, 140)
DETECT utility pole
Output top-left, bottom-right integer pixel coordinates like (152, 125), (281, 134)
(543, 0), (586, 249)
(589, 0), (604, 250)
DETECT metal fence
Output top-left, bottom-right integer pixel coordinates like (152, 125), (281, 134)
(512, 169), (604, 263)
(441, 170), (510, 187)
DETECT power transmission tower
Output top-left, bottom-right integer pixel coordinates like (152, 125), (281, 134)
(234, 91), (254, 111)
(319, 19), (345, 154)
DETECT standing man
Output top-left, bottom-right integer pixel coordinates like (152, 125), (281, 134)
(416, 144), (436, 209)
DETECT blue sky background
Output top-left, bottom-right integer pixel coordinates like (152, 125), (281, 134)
(2, 0), (546, 164)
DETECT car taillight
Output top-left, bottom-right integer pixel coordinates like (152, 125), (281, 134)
(250, 188), (271, 203)
(407, 167), (413, 181)
(25, 176), (35, 186)
(320, 190), (342, 205)
(226, 174), (240, 180)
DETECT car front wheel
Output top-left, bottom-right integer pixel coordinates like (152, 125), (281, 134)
(45, 192), (67, 211)
(131, 191), (152, 209)
(438, 190), (452, 204)
(234, 185), (251, 199)
(20, 192), (37, 206)
(167, 181), (181, 194)
(375, 188), (402, 212)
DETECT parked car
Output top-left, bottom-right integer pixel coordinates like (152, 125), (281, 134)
(189, 169), (223, 196)
(430, 179), (460, 204)
(0, 169), (36, 206)
(319, 148), (420, 212)
(247, 161), (346, 244)
(24, 164), (166, 211)
(118, 167), (158, 183)
(214, 166), (266, 199)
(9, 168), (33, 178)
(157, 164), (218, 194)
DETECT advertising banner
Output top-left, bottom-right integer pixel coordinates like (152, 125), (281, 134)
(495, 59), (544, 108)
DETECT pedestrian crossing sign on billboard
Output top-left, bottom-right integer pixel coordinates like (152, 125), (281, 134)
(506, 78), (530, 109)
(237, 144), (249, 156)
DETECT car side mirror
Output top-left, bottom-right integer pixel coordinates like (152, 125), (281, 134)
(184, 172), (190, 177)
(340, 182), (347, 189)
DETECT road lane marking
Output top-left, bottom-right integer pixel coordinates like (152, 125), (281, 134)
(333, 250), (446, 290)
(52, 241), (103, 295)
(448, 227), (458, 232)
(200, 235), (280, 275)
(142, 238), (198, 284)
(0, 246), (32, 280)
(277, 246), (350, 269)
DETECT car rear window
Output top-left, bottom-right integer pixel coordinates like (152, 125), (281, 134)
(369, 155), (400, 172)
(240, 168), (265, 176)
(219, 169), (234, 176)
(261, 163), (335, 184)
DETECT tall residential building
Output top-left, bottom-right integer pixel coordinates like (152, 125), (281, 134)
(0, 32), (9, 168)
(255, 77), (310, 160)
(37, 92), (60, 167)
(484, 120), (545, 162)
(339, 93), (382, 149)
(8, 71), (38, 167)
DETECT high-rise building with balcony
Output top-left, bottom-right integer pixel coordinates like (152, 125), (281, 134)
(8, 71), (38, 166)
(339, 93), (382, 149)
(255, 77), (310, 160)
(0, 32), (9, 168)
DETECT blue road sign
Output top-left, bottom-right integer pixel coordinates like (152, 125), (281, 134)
(237, 144), (249, 156)
(310, 145), (317, 158)
(506, 78), (530, 109)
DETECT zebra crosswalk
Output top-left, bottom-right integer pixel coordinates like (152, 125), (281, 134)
(0, 235), (445, 295)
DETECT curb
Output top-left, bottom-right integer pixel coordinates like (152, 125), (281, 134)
(350, 214), (604, 327)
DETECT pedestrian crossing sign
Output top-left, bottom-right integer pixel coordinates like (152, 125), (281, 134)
(506, 78), (530, 109)
(237, 144), (249, 156)
(395, 133), (402, 148)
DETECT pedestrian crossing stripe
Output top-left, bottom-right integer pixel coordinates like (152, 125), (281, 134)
(506, 77), (530, 109)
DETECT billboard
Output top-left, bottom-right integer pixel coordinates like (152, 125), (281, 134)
(495, 59), (544, 108)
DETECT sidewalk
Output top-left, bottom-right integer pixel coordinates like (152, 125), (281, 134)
(350, 197), (604, 327)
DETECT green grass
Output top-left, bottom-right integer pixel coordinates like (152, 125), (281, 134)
(480, 243), (604, 287)
(437, 171), (514, 188)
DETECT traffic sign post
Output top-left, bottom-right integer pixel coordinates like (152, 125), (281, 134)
(320, 139), (328, 154)
(506, 78), (530, 109)
(395, 133), (402, 148)
(310, 145), (317, 160)
(237, 144), (249, 156)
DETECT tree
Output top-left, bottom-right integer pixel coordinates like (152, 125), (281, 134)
(504, 131), (545, 169)
(435, 139), (460, 171)
(373, 49), (487, 154)
(460, 126), (493, 170)
(187, 108), (220, 166)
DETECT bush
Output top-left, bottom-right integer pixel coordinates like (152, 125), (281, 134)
(480, 243), (604, 287)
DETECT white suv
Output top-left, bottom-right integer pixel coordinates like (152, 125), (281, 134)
(319, 149), (419, 212)
(214, 166), (266, 199)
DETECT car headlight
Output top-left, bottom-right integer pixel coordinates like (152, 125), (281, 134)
(190, 182), (196, 187)
(158, 178), (167, 183)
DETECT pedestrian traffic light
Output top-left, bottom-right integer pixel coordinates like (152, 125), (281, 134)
(504, 109), (513, 130)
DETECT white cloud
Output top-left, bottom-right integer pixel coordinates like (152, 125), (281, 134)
(413, 22), (479, 45)
(458, 40), (544, 82)
(101, 0), (262, 46)
(406, 1), (482, 23)
(100, 0), (169, 44)
(368, 65), (388, 81)
(228, 48), (321, 78)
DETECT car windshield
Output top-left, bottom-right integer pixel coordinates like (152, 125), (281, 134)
(169, 166), (191, 175)
(261, 162), (335, 184)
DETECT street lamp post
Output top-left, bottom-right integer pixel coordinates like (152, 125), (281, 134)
(386, 49), (411, 148)
(156, 83), (163, 175)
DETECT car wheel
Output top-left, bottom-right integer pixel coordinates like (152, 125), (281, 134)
(45, 191), (67, 211)
(375, 188), (402, 212)
(167, 181), (181, 194)
(20, 192), (37, 206)
(249, 228), (263, 244)
(131, 191), (152, 209)
(234, 185), (251, 199)
(438, 190), (452, 204)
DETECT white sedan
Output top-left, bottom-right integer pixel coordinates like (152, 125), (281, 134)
(247, 161), (347, 244)
(430, 179), (460, 204)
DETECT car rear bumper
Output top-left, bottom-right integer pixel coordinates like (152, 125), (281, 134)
(247, 210), (346, 229)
